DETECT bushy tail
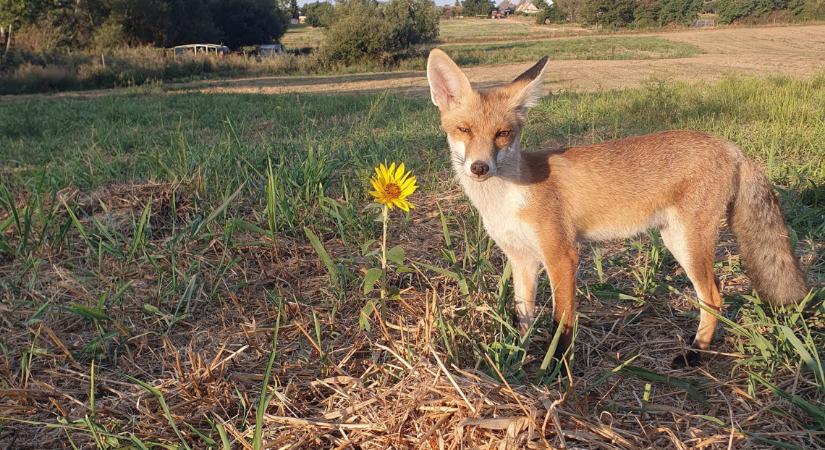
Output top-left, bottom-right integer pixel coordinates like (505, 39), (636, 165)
(729, 160), (808, 305)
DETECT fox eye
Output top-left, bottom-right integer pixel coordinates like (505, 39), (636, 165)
(496, 130), (512, 138)
(457, 126), (470, 133)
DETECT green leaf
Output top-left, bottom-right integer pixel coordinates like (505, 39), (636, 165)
(127, 198), (152, 261)
(253, 305), (281, 450)
(67, 303), (109, 322)
(193, 183), (244, 237)
(360, 239), (377, 256)
(536, 311), (568, 381)
(363, 268), (383, 295)
(303, 227), (339, 287)
(777, 325), (823, 384)
(127, 376), (192, 450)
(620, 365), (706, 403)
(387, 245), (405, 265)
(359, 300), (376, 332)
(588, 354), (640, 391)
(396, 265), (414, 274)
(694, 415), (725, 426)
(752, 372), (825, 431)
(415, 261), (470, 296)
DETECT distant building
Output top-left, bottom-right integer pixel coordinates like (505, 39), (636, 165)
(497, 0), (515, 15)
(515, 0), (543, 14)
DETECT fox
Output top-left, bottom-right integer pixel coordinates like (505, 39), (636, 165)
(425, 49), (809, 368)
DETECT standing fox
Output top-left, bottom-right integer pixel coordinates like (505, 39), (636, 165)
(426, 49), (808, 367)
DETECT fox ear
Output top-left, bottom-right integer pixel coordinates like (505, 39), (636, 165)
(508, 56), (549, 110)
(427, 49), (472, 110)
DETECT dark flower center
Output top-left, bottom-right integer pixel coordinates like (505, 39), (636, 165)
(385, 183), (401, 199)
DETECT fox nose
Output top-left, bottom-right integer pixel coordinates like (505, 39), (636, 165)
(470, 161), (489, 176)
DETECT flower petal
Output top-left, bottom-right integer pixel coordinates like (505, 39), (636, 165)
(401, 176), (417, 192)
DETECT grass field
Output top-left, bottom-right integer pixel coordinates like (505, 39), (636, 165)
(281, 23), (326, 49)
(435, 36), (700, 67)
(280, 25), (700, 68)
(1, 74), (824, 448)
(280, 17), (590, 50)
(438, 16), (592, 43)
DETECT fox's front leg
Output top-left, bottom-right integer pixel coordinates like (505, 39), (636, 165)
(510, 255), (541, 335)
(543, 243), (579, 360)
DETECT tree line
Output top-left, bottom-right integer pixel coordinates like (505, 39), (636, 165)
(537, 0), (825, 27)
(303, 0), (440, 66)
(0, 0), (293, 51)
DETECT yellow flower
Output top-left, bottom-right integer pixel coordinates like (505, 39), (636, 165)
(370, 162), (417, 212)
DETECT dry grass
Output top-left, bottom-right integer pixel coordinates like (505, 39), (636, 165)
(0, 74), (822, 448)
(0, 177), (821, 449)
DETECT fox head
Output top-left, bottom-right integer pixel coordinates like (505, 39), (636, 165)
(427, 49), (548, 181)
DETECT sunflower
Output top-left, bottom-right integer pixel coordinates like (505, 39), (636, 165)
(370, 162), (417, 212)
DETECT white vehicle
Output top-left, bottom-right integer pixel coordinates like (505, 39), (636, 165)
(255, 44), (285, 57)
(173, 44), (231, 56)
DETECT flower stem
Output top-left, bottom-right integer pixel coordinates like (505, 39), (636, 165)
(380, 205), (388, 300)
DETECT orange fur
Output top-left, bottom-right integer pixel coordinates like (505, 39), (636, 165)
(426, 49), (808, 367)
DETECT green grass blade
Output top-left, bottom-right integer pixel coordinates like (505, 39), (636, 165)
(303, 226), (340, 287)
(751, 372), (825, 430)
(620, 365), (706, 403)
(777, 325), (823, 385)
(127, 198), (152, 262)
(415, 261), (470, 296)
(252, 303), (282, 450)
(193, 183), (244, 237)
(127, 376), (192, 450)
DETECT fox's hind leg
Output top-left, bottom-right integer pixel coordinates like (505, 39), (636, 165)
(660, 215), (724, 368)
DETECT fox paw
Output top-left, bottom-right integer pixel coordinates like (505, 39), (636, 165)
(671, 350), (701, 369)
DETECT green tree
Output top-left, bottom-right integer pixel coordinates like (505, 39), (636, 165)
(658, 0), (702, 25)
(790, 0), (825, 19)
(554, 0), (584, 21)
(580, 0), (636, 27)
(0, 0), (25, 25)
(634, 0), (660, 26)
(112, 0), (169, 45)
(383, 0), (439, 48)
(41, 0), (112, 47)
(211, 0), (289, 48)
(319, 0), (385, 64)
(716, 0), (788, 23)
(536, 1), (568, 24)
(462, 0), (490, 16)
(167, 0), (219, 45)
(318, 0), (439, 65)
(304, 1), (335, 27)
